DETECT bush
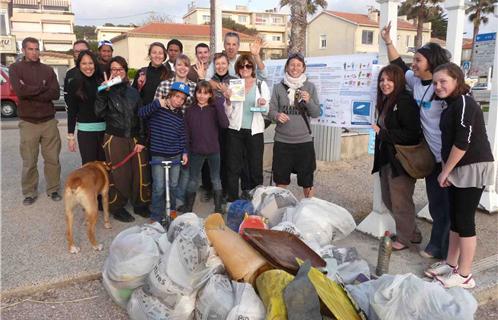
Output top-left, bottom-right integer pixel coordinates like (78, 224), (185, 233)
(128, 68), (138, 80)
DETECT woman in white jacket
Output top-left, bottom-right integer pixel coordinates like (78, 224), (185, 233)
(224, 54), (270, 201)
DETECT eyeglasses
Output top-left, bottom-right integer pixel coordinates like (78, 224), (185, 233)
(110, 68), (125, 72)
(240, 64), (253, 70)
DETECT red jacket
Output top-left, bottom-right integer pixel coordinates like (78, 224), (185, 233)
(9, 59), (60, 123)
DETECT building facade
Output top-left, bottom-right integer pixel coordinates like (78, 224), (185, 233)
(183, 5), (288, 59)
(1, 0), (17, 65)
(307, 9), (431, 62)
(110, 23), (256, 70)
(95, 25), (135, 42)
(10, 0), (76, 52)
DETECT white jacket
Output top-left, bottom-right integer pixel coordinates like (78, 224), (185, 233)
(224, 79), (271, 135)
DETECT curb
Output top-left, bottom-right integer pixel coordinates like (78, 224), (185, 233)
(471, 254), (498, 305)
(0, 272), (101, 300)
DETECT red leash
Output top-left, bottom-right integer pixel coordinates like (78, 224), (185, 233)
(111, 150), (138, 170)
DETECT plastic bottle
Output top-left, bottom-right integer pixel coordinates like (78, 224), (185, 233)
(376, 231), (393, 276)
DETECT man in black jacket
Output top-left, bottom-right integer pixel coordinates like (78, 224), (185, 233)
(63, 40), (90, 107)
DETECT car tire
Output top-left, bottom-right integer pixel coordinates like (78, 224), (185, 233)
(1, 101), (17, 118)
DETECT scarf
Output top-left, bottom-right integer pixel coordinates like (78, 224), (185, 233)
(283, 72), (307, 106)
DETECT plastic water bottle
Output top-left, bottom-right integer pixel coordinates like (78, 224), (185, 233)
(376, 231), (393, 276)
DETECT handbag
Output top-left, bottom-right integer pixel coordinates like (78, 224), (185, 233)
(392, 137), (435, 179)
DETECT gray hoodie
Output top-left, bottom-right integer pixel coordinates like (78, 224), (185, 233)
(268, 80), (320, 144)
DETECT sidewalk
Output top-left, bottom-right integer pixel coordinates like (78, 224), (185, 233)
(1, 124), (497, 307)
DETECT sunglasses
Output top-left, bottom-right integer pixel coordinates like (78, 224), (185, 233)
(240, 64), (253, 69)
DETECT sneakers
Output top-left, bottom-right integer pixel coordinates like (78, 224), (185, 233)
(112, 208), (135, 222)
(22, 196), (37, 206)
(436, 270), (476, 289)
(49, 192), (62, 201)
(419, 250), (435, 259)
(133, 206), (150, 218)
(424, 261), (457, 278)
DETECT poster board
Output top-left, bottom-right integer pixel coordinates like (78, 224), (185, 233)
(264, 54), (380, 128)
(469, 32), (496, 77)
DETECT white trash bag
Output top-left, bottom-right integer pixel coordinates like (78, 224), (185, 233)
(271, 221), (304, 239)
(167, 212), (203, 242)
(252, 186), (298, 227)
(195, 274), (234, 320)
(289, 198), (356, 246)
(102, 261), (136, 308)
(226, 281), (265, 320)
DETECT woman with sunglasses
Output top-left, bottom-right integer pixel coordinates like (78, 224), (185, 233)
(268, 53), (320, 198)
(95, 56), (151, 223)
(224, 54), (270, 202)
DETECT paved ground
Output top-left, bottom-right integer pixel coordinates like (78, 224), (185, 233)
(1, 122), (497, 319)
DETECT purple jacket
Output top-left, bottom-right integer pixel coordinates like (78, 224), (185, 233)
(185, 97), (229, 155)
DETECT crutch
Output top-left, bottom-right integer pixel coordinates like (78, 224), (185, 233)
(150, 159), (183, 229)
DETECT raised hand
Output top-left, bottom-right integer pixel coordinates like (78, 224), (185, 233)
(195, 61), (206, 80)
(381, 21), (392, 43)
(250, 38), (263, 57)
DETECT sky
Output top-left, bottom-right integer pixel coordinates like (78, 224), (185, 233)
(72, 0), (498, 38)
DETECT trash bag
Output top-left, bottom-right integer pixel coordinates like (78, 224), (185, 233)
(195, 274), (234, 320)
(127, 285), (195, 320)
(255, 269), (295, 319)
(204, 213), (272, 284)
(102, 263), (136, 309)
(289, 198), (356, 247)
(347, 274), (477, 320)
(226, 281), (266, 320)
(157, 233), (171, 255)
(167, 212), (203, 242)
(284, 261), (322, 320)
(227, 200), (255, 232)
(271, 221), (304, 239)
(252, 186), (298, 227)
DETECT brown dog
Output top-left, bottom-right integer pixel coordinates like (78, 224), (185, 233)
(64, 161), (112, 254)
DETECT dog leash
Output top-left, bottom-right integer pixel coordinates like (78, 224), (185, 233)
(111, 150), (138, 170)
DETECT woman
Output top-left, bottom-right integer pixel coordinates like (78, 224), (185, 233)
(132, 42), (169, 105)
(95, 56), (151, 223)
(268, 53), (320, 198)
(224, 54), (270, 201)
(426, 63), (494, 289)
(66, 50), (105, 164)
(209, 52), (238, 98)
(371, 64), (422, 251)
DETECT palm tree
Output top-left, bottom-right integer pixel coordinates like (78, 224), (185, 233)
(399, 0), (445, 48)
(280, 0), (328, 55)
(466, 0), (497, 62)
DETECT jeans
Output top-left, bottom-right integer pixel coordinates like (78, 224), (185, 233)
(424, 162), (450, 259)
(150, 155), (182, 222)
(187, 153), (222, 193)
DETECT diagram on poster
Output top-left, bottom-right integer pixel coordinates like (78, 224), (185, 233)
(265, 54), (380, 128)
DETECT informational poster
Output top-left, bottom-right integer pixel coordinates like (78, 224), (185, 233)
(470, 32), (496, 77)
(229, 79), (245, 101)
(264, 54), (380, 128)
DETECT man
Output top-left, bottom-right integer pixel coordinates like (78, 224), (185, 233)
(206, 31), (267, 86)
(9, 37), (62, 205)
(187, 43), (210, 83)
(164, 39), (183, 78)
(97, 39), (113, 75)
(64, 40), (90, 106)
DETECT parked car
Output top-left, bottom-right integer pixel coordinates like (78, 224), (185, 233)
(1, 65), (66, 118)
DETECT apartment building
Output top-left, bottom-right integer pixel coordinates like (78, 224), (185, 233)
(0, 0), (16, 65)
(10, 0), (76, 52)
(183, 4), (288, 59)
(95, 25), (135, 42)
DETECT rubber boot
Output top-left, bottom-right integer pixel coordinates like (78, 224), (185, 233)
(213, 190), (224, 213)
(184, 192), (196, 213)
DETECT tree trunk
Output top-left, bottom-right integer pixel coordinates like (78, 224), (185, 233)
(288, 0), (307, 55)
(210, 0), (216, 59)
(469, 9), (481, 64)
(415, 0), (426, 48)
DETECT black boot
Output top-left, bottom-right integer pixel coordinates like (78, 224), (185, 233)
(184, 192), (196, 213)
(213, 190), (224, 213)
(112, 208), (135, 222)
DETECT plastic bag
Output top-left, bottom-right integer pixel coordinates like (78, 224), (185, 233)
(227, 281), (266, 320)
(195, 274), (234, 320)
(167, 212), (203, 242)
(102, 264), (135, 309)
(239, 214), (268, 236)
(255, 270), (295, 319)
(227, 200), (255, 232)
(252, 186), (298, 227)
(271, 221), (304, 239)
(289, 198), (356, 246)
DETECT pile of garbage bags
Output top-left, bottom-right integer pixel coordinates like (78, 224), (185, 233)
(102, 186), (477, 320)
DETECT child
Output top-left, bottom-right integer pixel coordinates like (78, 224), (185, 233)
(138, 82), (190, 223)
(184, 81), (229, 212)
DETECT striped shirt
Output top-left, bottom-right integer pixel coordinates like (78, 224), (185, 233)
(138, 99), (186, 157)
(154, 77), (197, 107)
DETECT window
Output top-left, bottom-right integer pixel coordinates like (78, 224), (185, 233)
(0, 13), (7, 36)
(272, 16), (283, 24)
(272, 35), (281, 42)
(361, 30), (374, 45)
(406, 35), (410, 47)
(255, 14), (268, 25)
(319, 34), (327, 49)
(202, 15), (210, 22)
(42, 22), (72, 33)
(238, 15), (247, 23)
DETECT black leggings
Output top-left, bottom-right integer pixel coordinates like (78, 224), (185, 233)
(77, 130), (106, 164)
(448, 185), (484, 237)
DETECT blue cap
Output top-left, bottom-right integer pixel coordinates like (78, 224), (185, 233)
(170, 82), (190, 96)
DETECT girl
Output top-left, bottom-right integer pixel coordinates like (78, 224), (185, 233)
(154, 53), (196, 106)
(268, 53), (320, 198)
(426, 63), (494, 289)
(184, 81), (229, 212)
(371, 64), (422, 251)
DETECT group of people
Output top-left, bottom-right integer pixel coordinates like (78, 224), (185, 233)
(9, 26), (493, 290)
(10, 33), (320, 227)
(373, 22), (494, 289)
